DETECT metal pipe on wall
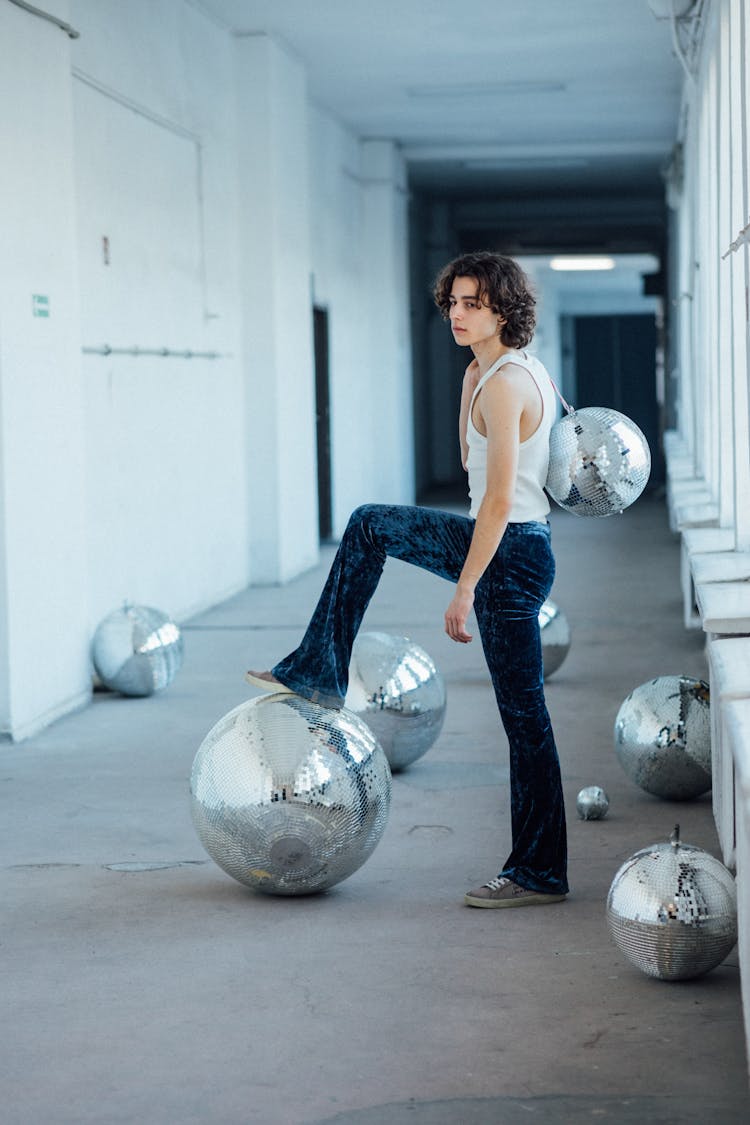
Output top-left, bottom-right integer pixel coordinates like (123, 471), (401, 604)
(82, 346), (228, 360)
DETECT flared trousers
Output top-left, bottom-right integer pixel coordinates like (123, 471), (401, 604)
(272, 504), (568, 894)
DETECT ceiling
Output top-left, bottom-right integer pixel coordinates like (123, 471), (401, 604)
(196, 0), (692, 254)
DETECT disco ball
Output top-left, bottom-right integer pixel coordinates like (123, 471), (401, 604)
(92, 602), (183, 696)
(614, 676), (711, 800)
(539, 600), (571, 678)
(576, 785), (610, 820)
(607, 825), (737, 980)
(191, 694), (392, 895)
(344, 632), (446, 772)
(546, 406), (651, 517)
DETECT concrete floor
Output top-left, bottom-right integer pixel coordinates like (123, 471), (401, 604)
(3, 496), (749, 1124)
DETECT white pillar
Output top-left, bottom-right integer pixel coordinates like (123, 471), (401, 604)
(0, 2), (90, 739)
(729, 0), (750, 549)
(361, 140), (415, 503)
(674, 142), (697, 459)
(716, 16), (735, 528)
(235, 34), (318, 583)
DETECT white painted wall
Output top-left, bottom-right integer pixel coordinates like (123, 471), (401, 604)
(523, 280), (562, 396)
(361, 140), (415, 510)
(666, 0), (750, 1071)
(671, 0), (746, 530)
(71, 0), (247, 623)
(0, 2), (415, 738)
(0, 0), (90, 739)
(728, 0), (750, 552)
(235, 33), (318, 583)
(309, 121), (415, 530)
(308, 108), (371, 530)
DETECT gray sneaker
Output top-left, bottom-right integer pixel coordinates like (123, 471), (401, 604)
(464, 876), (567, 909)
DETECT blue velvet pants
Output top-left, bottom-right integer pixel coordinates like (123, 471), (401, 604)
(272, 504), (568, 895)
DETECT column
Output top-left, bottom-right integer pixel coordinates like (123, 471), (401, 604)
(361, 139), (415, 503)
(235, 34), (319, 583)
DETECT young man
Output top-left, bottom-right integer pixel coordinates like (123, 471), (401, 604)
(247, 251), (568, 907)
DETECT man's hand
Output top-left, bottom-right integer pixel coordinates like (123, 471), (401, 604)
(444, 585), (474, 643)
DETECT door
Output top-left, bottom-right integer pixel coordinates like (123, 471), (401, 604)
(573, 314), (662, 485)
(313, 307), (333, 541)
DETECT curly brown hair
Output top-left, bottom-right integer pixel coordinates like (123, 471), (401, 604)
(433, 251), (536, 349)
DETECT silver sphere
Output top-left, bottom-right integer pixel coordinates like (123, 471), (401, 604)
(539, 600), (571, 678)
(576, 785), (610, 820)
(606, 825), (737, 980)
(191, 694), (392, 896)
(546, 406), (651, 517)
(344, 632), (446, 772)
(614, 676), (711, 800)
(92, 603), (183, 696)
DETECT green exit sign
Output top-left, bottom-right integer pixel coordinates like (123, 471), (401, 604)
(32, 294), (50, 318)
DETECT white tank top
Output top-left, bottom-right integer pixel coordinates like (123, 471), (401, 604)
(466, 351), (558, 522)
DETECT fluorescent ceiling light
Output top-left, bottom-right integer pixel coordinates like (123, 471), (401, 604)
(549, 256), (616, 272)
(407, 81), (566, 98)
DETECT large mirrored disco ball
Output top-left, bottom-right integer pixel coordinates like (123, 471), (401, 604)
(576, 786), (610, 820)
(614, 675), (711, 800)
(538, 599), (571, 678)
(344, 631), (446, 772)
(546, 406), (651, 517)
(92, 603), (183, 696)
(191, 694), (392, 896)
(606, 825), (737, 981)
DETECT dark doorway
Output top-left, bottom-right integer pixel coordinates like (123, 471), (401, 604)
(571, 313), (663, 485)
(313, 307), (333, 541)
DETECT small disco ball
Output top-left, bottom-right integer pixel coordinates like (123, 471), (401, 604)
(614, 675), (711, 800)
(576, 785), (610, 820)
(344, 632), (446, 772)
(539, 600), (571, 678)
(92, 602), (183, 696)
(191, 694), (392, 896)
(546, 406), (651, 517)
(606, 825), (737, 981)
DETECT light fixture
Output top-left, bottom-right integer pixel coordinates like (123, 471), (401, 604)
(549, 257), (616, 272)
(407, 81), (566, 98)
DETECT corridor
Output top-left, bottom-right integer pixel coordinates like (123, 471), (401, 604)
(3, 497), (748, 1123)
